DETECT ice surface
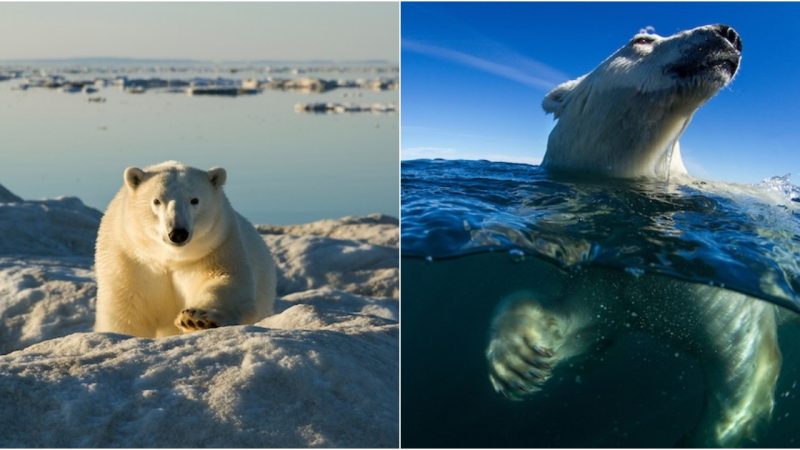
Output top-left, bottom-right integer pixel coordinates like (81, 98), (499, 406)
(0, 185), (398, 447)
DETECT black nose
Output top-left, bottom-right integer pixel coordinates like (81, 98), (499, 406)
(169, 228), (189, 244)
(714, 24), (742, 52)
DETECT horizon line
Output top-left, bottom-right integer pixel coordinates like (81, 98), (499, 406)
(0, 56), (398, 65)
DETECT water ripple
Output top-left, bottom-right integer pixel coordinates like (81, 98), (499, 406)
(402, 159), (800, 314)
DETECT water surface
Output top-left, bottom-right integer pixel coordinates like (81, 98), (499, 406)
(0, 63), (398, 224)
(401, 159), (800, 447)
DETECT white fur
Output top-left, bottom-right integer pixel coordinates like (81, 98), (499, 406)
(487, 272), (781, 447)
(94, 161), (277, 337)
(542, 25), (741, 179)
(489, 25), (783, 446)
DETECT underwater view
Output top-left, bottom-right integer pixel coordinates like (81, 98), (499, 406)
(401, 159), (800, 447)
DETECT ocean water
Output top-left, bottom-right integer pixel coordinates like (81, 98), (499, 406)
(401, 159), (800, 447)
(0, 63), (398, 225)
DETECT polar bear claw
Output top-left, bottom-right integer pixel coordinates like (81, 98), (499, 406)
(175, 308), (220, 333)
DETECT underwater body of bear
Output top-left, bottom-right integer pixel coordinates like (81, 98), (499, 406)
(486, 25), (783, 447)
(94, 161), (277, 337)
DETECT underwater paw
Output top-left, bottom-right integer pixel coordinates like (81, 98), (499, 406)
(487, 336), (555, 399)
(174, 308), (220, 333)
(486, 299), (568, 400)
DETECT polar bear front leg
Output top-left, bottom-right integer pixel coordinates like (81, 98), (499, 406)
(486, 292), (597, 399)
(174, 274), (258, 333)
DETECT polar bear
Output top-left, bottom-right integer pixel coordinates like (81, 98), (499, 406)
(541, 24), (742, 180)
(94, 161), (277, 337)
(487, 25), (784, 446)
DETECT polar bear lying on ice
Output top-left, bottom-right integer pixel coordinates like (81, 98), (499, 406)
(94, 161), (277, 337)
(487, 25), (786, 447)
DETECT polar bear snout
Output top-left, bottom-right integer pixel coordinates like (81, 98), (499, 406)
(660, 24), (742, 85)
(158, 199), (195, 246)
(714, 24), (742, 53)
(711, 24), (742, 76)
(168, 227), (190, 245)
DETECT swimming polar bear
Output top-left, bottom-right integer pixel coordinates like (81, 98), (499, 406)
(542, 24), (741, 180)
(487, 25), (785, 446)
(95, 161), (277, 337)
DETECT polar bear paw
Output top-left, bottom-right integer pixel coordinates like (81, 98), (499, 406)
(174, 308), (220, 333)
(486, 299), (571, 400)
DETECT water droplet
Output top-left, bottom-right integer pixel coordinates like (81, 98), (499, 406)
(424, 256), (433, 264)
(508, 248), (525, 263)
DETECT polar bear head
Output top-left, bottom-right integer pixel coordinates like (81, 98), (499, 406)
(122, 161), (231, 261)
(542, 24), (742, 179)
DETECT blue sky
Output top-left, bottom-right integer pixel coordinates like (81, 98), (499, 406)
(402, 2), (800, 183)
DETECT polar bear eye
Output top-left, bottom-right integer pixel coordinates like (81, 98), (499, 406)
(153, 199), (161, 206)
(190, 198), (199, 205)
(633, 37), (655, 45)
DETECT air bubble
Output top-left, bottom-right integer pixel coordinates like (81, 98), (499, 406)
(625, 267), (645, 278)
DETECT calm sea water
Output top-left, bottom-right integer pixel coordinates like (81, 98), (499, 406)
(401, 159), (800, 447)
(0, 64), (398, 225)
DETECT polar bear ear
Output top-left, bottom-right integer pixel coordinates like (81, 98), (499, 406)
(208, 167), (227, 189)
(124, 167), (146, 191)
(542, 78), (581, 118)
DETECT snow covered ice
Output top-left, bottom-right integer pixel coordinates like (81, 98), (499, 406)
(0, 186), (398, 447)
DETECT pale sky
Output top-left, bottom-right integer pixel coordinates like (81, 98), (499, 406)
(0, 2), (398, 62)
